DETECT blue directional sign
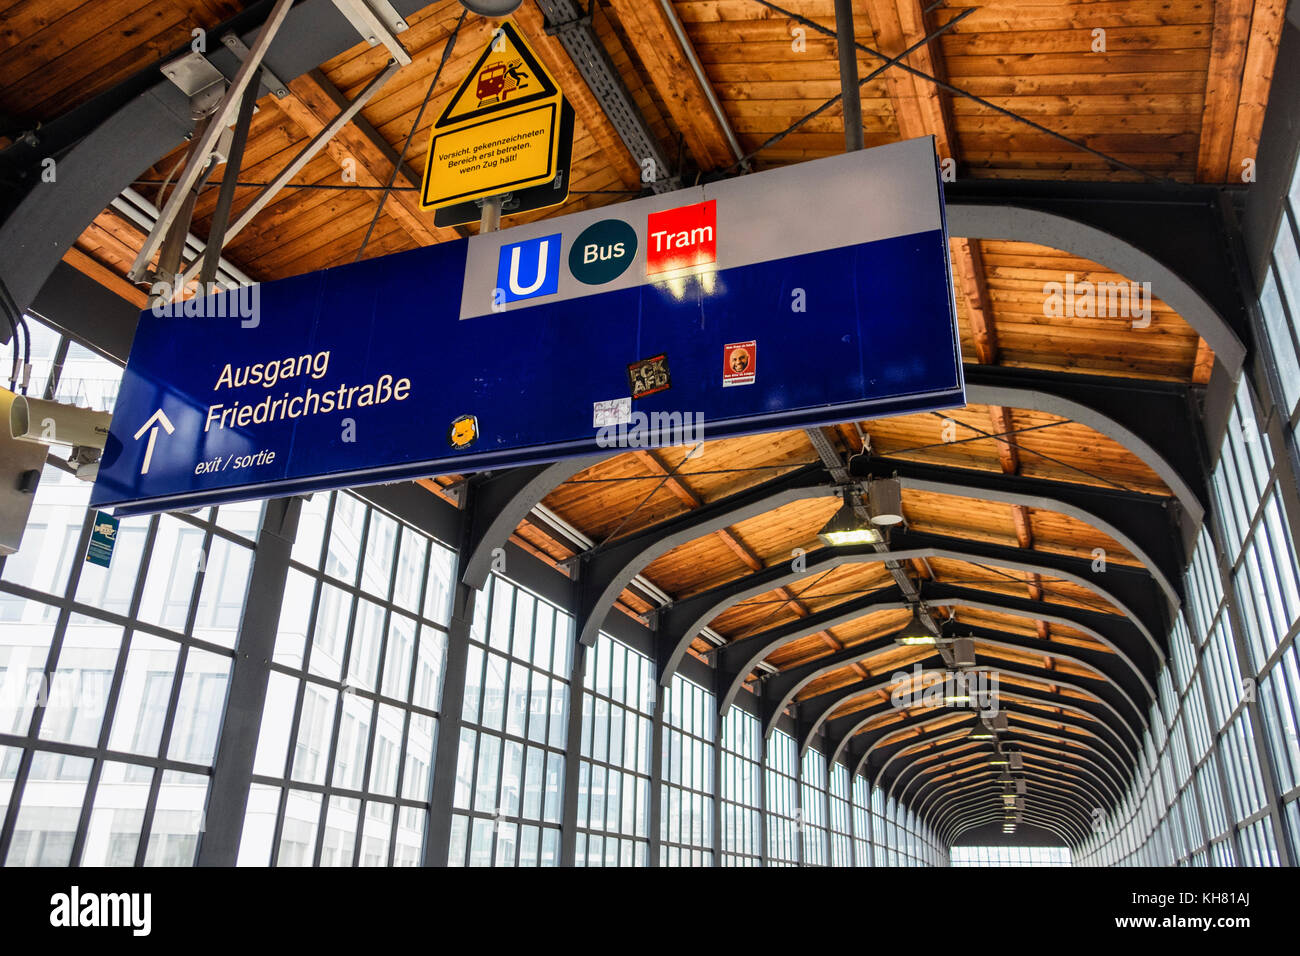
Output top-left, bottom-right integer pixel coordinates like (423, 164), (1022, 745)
(91, 137), (964, 517)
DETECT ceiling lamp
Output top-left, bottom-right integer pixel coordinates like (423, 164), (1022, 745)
(951, 636), (976, 669)
(989, 753), (1009, 766)
(967, 718), (996, 740)
(458, 0), (524, 15)
(894, 605), (937, 646)
(817, 489), (883, 546)
(867, 478), (904, 525)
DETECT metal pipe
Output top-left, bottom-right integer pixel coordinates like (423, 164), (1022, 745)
(201, 77), (260, 286)
(479, 195), (502, 233)
(128, 0), (295, 281)
(834, 0), (863, 152)
(656, 0), (744, 164)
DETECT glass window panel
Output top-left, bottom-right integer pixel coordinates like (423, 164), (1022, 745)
(274, 569), (316, 669)
(137, 518), (204, 631)
(253, 670), (299, 778)
(273, 787), (320, 865)
(73, 518), (148, 614)
(167, 648), (231, 765)
(0, 623), (55, 736)
(80, 760), (153, 866)
(292, 684), (338, 785)
(237, 783), (281, 866)
(320, 796), (359, 867)
(107, 634), (178, 757)
(325, 495), (365, 585)
(292, 493), (330, 568)
(308, 584), (352, 681)
(5, 754), (93, 866)
(143, 771), (208, 866)
(193, 535), (253, 647)
(39, 614), (121, 747)
(361, 511), (398, 598)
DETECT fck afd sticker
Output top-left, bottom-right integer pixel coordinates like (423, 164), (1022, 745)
(723, 340), (756, 387)
(627, 354), (671, 399)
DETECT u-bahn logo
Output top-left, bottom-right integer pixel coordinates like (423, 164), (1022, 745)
(496, 233), (561, 303)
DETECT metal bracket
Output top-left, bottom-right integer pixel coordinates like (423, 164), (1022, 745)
(161, 50), (228, 119)
(221, 33), (289, 98)
(557, 555), (582, 580)
(443, 478), (470, 510)
(331, 0), (412, 66)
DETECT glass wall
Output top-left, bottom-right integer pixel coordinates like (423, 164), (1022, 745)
(720, 706), (761, 865)
(447, 574), (570, 866)
(659, 672), (714, 865)
(0, 317), (256, 866)
(764, 729), (799, 866)
(829, 762), (852, 866)
(576, 632), (652, 866)
(1078, 384), (1298, 865)
(799, 747), (828, 866)
(237, 491), (454, 866)
(951, 845), (1071, 866)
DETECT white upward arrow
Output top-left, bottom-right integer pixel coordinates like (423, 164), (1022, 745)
(133, 408), (175, 476)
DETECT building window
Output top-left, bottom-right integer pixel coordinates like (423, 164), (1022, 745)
(448, 574), (569, 866)
(764, 729), (799, 866)
(576, 632), (652, 866)
(238, 492), (452, 867)
(721, 706), (762, 866)
(659, 672), (714, 866)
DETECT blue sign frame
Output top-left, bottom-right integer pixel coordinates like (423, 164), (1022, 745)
(91, 139), (964, 516)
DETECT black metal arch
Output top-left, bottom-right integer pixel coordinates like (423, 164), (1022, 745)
(922, 763), (1101, 835)
(803, 656), (1140, 777)
(856, 454), (1185, 605)
(772, 612), (1150, 748)
(870, 717), (1128, 811)
(459, 455), (607, 589)
(817, 638), (1147, 761)
(921, 765), (1105, 842)
(933, 770), (1103, 842)
(849, 716), (1129, 810)
(962, 365), (1209, 537)
(661, 535), (1164, 695)
(936, 785), (1090, 846)
(946, 182), (1248, 372)
(896, 735), (1121, 815)
(897, 742), (1113, 821)
(947, 807), (1081, 847)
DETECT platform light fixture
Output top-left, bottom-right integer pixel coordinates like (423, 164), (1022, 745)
(817, 488), (882, 546)
(894, 604), (937, 646)
(867, 477), (904, 525)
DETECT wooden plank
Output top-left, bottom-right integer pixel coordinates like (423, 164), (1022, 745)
(286, 69), (460, 245)
(62, 245), (148, 308)
(1196, 0), (1254, 181)
(605, 0), (737, 170)
(1225, 0), (1287, 183)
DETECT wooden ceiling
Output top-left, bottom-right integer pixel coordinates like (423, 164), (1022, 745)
(4, 0), (1284, 840)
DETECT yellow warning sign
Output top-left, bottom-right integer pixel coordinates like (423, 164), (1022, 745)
(420, 20), (569, 211)
(424, 102), (560, 207)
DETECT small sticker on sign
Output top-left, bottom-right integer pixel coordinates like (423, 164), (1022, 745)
(627, 354), (671, 399)
(593, 397), (632, 427)
(723, 341), (756, 387)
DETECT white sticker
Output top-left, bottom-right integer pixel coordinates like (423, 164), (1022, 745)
(593, 397), (632, 428)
